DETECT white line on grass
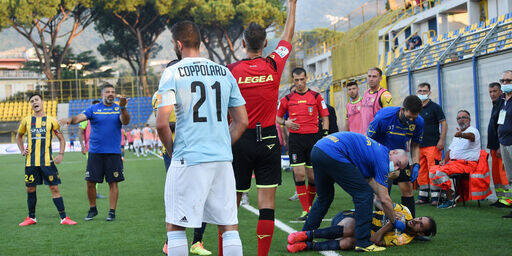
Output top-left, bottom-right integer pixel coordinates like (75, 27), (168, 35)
(241, 204), (341, 256)
(150, 151), (341, 256)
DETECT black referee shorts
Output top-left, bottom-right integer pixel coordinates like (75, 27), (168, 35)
(289, 132), (321, 168)
(232, 126), (281, 192)
(86, 153), (124, 183)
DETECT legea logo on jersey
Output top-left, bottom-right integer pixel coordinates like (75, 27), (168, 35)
(237, 75), (274, 84)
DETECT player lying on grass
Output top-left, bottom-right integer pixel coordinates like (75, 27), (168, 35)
(287, 204), (436, 253)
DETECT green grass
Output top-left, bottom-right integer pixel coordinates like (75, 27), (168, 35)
(1, 152), (511, 256)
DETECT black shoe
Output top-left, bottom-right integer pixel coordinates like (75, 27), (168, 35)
(502, 211), (512, 218)
(84, 209), (98, 221)
(414, 235), (431, 241)
(106, 212), (116, 221)
(490, 201), (508, 208)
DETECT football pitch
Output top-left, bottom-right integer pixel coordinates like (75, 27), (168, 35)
(1, 152), (511, 256)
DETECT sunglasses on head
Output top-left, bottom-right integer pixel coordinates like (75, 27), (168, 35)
(500, 79), (512, 84)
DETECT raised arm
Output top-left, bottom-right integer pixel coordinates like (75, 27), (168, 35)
(281, 0), (298, 43)
(228, 105), (249, 144)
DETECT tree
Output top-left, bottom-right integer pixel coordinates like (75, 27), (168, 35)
(295, 28), (343, 52)
(187, 0), (286, 65)
(94, 0), (188, 95)
(0, 0), (95, 98)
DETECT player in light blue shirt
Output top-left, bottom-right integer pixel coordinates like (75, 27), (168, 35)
(157, 57), (246, 165)
(155, 21), (248, 256)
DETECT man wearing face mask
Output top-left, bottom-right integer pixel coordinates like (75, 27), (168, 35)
(367, 95), (424, 218)
(487, 82), (509, 208)
(430, 110), (481, 208)
(302, 132), (409, 252)
(497, 70), (512, 218)
(416, 83), (447, 206)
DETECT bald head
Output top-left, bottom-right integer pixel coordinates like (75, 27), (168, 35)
(389, 149), (409, 171)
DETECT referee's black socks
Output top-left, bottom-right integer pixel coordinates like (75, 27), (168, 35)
(27, 191), (37, 218)
(401, 196), (415, 218)
(52, 197), (66, 219)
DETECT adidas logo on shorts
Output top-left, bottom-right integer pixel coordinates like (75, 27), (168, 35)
(179, 216), (188, 223)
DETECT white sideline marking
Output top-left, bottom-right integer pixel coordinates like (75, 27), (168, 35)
(241, 204), (341, 256)
(151, 152), (341, 256)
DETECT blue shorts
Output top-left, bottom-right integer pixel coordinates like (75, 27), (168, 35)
(331, 210), (355, 227)
(86, 153), (124, 183)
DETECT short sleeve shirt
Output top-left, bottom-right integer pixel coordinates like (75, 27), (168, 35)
(83, 102), (122, 154)
(227, 40), (292, 129)
(449, 126), (481, 161)
(314, 132), (391, 186)
(157, 57), (245, 166)
(419, 100), (445, 148)
(277, 89), (329, 134)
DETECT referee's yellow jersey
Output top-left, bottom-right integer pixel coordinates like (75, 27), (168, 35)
(18, 116), (61, 167)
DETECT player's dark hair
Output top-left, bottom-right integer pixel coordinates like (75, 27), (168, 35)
(171, 21), (201, 49)
(418, 82), (431, 91)
(458, 109), (471, 118)
(28, 93), (42, 101)
(368, 67), (383, 76)
(489, 82), (501, 89)
(292, 67), (307, 77)
(346, 81), (358, 88)
(402, 95), (422, 114)
(101, 83), (114, 92)
(92, 100), (100, 104)
(424, 216), (437, 237)
(244, 22), (267, 52)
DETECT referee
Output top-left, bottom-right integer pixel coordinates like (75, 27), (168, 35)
(227, 1), (297, 255)
(277, 68), (329, 221)
(61, 83), (130, 221)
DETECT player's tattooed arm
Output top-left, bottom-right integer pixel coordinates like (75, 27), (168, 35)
(369, 178), (397, 225)
(54, 131), (66, 164)
(156, 105), (174, 156)
(228, 105), (249, 144)
(15, 132), (28, 156)
(59, 114), (87, 126)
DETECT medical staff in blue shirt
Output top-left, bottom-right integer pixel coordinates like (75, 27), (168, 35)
(304, 132), (409, 252)
(367, 95), (424, 218)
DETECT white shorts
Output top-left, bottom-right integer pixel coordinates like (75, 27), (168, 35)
(143, 139), (153, 146)
(133, 140), (142, 148)
(165, 161), (238, 228)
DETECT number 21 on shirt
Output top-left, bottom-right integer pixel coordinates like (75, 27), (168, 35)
(191, 81), (222, 123)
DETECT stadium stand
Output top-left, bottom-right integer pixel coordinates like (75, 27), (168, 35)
(0, 100), (57, 122)
(385, 12), (512, 75)
(67, 96), (152, 135)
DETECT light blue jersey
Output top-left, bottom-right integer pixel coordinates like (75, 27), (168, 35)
(157, 57), (246, 166)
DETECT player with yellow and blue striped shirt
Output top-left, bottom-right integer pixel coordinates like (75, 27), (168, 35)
(16, 93), (77, 226)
